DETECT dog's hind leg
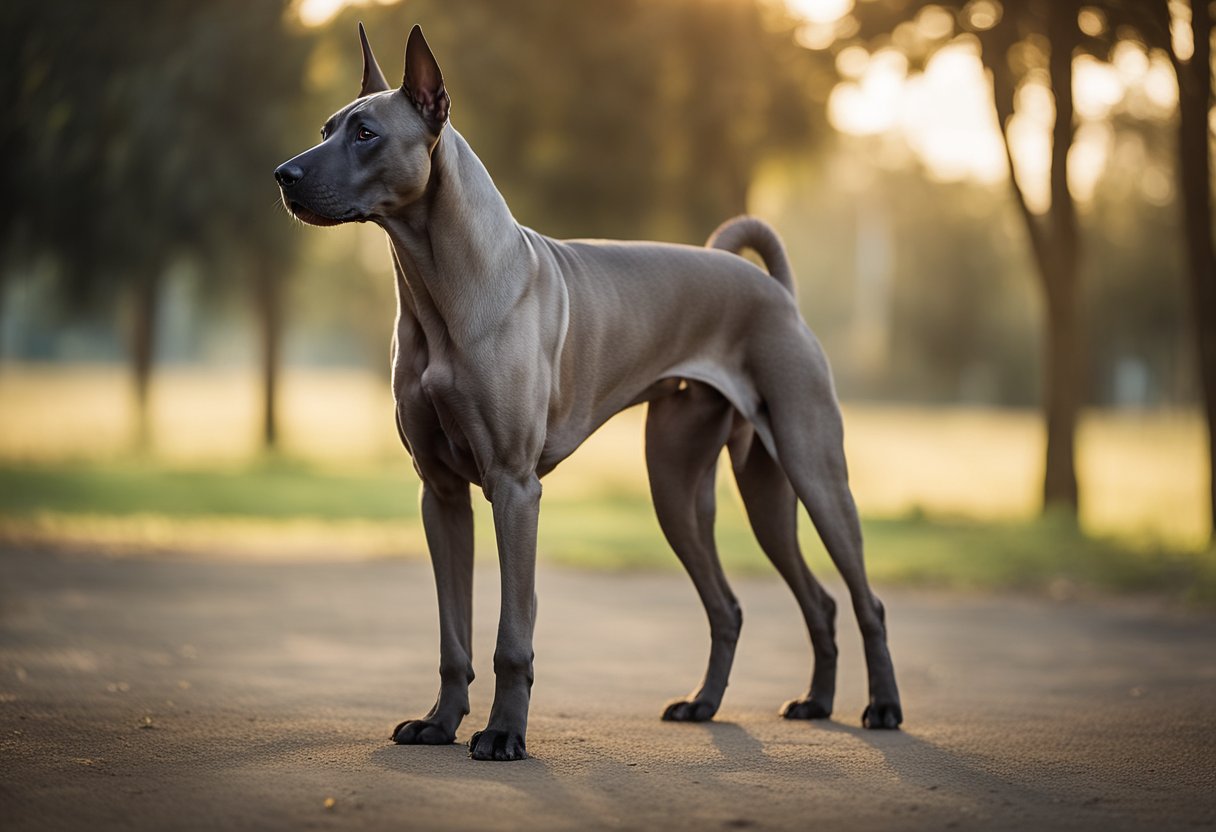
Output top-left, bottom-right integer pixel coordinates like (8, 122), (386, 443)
(728, 424), (839, 720)
(754, 325), (902, 729)
(645, 381), (739, 723)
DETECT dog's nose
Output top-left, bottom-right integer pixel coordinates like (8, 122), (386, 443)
(274, 163), (304, 187)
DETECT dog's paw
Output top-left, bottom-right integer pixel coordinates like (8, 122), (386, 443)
(780, 697), (832, 720)
(661, 698), (718, 722)
(468, 728), (528, 761)
(391, 719), (456, 745)
(861, 701), (903, 730)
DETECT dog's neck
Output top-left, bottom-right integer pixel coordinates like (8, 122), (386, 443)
(379, 126), (527, 347)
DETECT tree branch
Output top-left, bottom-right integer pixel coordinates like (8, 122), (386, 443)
(988, 58), (1052, 287)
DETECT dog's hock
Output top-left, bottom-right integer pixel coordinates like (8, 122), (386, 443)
(402, 24), (450, 130)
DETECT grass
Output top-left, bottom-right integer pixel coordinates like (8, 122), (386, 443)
(0, 456), (1212, 604)
(0, 364), (1211, 603)
(0, 458), (415, 520)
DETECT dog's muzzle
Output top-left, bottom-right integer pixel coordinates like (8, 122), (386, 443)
(274, 163), (349, 227)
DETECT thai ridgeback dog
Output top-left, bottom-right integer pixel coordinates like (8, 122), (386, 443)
(275, 23), (901, 761)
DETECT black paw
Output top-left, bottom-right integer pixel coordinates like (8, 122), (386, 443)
(391, 719), (456, 745)
(780, 697), (832, 720)
(662, 698), (718, 722)
(861, 702), (902, 730)
(468, 728), (527, 761)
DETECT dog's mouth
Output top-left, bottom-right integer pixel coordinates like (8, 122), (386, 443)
(287, 200), (347, 227)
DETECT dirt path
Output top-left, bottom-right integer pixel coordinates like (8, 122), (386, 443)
(1, 548), (1214, 830)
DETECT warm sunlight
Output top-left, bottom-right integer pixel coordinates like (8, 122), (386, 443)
(295, 0), (345, 27)
(785, 0), (854, 24)
(295, 0), (392, 28)
(6, 1), (1213, 827)
(826, 35), (1177, 209)
(828, 41), (1006, 185)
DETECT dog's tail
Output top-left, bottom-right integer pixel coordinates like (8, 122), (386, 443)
(706, 215), (796, 298)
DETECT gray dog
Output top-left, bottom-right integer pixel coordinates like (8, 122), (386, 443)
(275, 23), (902, 761)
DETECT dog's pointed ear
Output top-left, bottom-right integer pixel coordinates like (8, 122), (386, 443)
(402, 25), (450, 131)
(358, 22), (390, 97)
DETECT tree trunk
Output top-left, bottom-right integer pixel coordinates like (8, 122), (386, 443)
(1177, 0), (1216, 541)
(987, 4), (1082, 516)
(129, 271), (161, 451)
(253, 254), (283, 451)
(1041, 1), (1081, 513)
(1041, 259), (1081, 511)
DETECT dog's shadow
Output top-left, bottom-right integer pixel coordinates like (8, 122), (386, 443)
(810, 720), (1068, 807)
(369, 737), (596, 817)
(368, 719), (766, 777)
(685, 719), (768, 761)
(673, 718), (1064, 808)
(367, 718), (1063, 817)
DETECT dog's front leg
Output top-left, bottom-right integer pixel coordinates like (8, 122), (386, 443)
(392, 478), (474, 745)
(469, 471), (541, 761)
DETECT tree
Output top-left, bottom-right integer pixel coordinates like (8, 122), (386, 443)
(992, 1), (1085, 512)
(1146, 0), (1216, 542)
(4, 0), (310, 450)
(1062, 0), (1216, 540)
(5, 1), (178, 444)
(173, 2), (312, 450)
(1173, 0), (1216, 543)
(846, 0), (1124, 516)
(326, 0), (825, 243)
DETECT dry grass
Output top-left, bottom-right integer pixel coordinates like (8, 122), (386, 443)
(0, 363), (400, 464)
(0, 363), (1208, 548)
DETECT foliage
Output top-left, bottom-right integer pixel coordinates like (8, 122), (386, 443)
(837, 0), (1203, 513)
(1, 1), (1199, 408)
(321, 0), (828, 242)
(3, 0), (311, 297)
(2, 0), (314, 445)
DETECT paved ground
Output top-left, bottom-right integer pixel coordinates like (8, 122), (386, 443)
(1, 547), (1214, 831)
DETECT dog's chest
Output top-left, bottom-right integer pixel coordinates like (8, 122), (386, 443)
(392, 354), (483, 484)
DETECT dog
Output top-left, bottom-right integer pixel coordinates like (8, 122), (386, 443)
(275, 23), (902, 761)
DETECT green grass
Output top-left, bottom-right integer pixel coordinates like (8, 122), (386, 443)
(537, 491), (1216, 604)
(0, 458), (419, 521)
(1, 459), (1213, 604)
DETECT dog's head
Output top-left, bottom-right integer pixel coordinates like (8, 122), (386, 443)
(274, 23), (450, 226)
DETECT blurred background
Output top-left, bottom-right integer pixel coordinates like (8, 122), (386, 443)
(1, 0), (1212, 600)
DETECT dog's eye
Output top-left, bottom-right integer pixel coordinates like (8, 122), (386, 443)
(355, 127), (378, 142)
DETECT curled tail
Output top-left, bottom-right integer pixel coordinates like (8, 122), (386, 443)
(707, 215), (796, 297)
